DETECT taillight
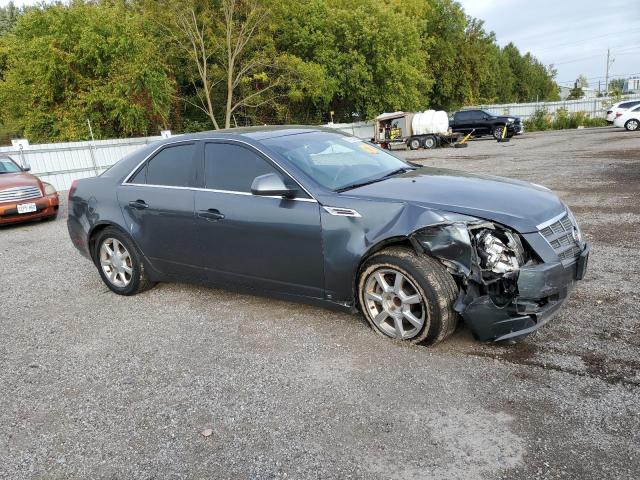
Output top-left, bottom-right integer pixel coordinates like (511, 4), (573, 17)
(616, 112), (623, 117)
(68, 179), (78, 201)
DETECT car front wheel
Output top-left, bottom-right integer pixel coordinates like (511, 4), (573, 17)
(358, 247), (459, 345)
(625, 119), (639, 131)
(492, 125), (505, 140)
(94, 227), (155, 295)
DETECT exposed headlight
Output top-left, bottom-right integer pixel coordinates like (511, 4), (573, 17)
(565, 208), (583, 244)
(42, 182), (57, 196)
(475, 228), (524, 274)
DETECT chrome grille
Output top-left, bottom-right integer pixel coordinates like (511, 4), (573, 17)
(0, 186), (42, 203)
(539, 213), (581, 261)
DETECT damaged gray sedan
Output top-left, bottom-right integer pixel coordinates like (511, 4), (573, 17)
(68, 127), (590, 344)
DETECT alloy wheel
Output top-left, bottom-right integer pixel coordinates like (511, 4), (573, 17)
(363, 268), (426, 340)
(627, 119), (639, 131)
(100, 238), (133, 288)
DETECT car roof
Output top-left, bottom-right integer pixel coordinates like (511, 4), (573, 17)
(164, 125), (344, 143)
(97, 126), (351, 182)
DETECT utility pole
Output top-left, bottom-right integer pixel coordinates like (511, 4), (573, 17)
(604, 48), (610, 96)
(86, 118), (99, 176)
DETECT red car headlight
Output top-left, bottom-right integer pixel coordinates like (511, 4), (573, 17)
(42, 182), (57, 196)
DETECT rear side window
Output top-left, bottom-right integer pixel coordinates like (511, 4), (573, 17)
(456, 111), (471, 121)
(620, 101), (640, 109)
(131, 143), (196, 187)
(204, 143), (280, 192)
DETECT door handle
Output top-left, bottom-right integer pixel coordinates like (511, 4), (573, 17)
(129, 199), (148, 210)
(198, 208), (225, 221)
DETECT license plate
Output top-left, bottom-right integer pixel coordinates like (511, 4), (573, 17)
(17, 202), (37, 214)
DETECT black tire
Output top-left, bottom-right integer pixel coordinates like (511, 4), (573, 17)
(408, 138), (421, 150)
(492, 125), (505, 140)
(625, 119), (639, 131)
(357, 247), (459, 345)
(93, 227), (155, 296)
(423, 135), (437, 149)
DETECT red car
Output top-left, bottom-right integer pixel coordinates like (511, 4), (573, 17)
(0, 155), (59, 225)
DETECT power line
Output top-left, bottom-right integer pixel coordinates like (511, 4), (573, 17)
(552, 45), (639, 66)
(531, 28), (640, 53)
(556, 72), (640, 84)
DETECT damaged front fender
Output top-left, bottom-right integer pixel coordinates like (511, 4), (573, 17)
(410, 223), (475, 276)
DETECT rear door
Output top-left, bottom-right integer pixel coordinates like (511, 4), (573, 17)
(117, 141), (201, 276)
(194, 141), (324, 298)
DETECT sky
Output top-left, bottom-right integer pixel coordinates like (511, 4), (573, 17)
(458, 0), (640, 89)
(3, 0), (640, 90)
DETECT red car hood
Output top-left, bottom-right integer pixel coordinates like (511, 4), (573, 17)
(0, 172), (43, 191)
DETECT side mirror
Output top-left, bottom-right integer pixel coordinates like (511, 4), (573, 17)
(251, 173), (296, 198)
(22, 163), (31, 172)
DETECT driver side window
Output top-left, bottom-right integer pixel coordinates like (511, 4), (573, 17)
(204, 142), (305, 196)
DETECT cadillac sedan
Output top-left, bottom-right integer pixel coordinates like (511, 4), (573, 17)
(68, 127), (589, 344)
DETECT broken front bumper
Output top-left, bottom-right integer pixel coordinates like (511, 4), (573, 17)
(459, 243), (590, 342)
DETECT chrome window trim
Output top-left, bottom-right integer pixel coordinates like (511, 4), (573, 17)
(536, 211), (567, 231)
(121, 137), (318, 202)
(123, 183), (317, 203)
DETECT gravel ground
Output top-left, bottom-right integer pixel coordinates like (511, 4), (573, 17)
(1, 127), (639, 479)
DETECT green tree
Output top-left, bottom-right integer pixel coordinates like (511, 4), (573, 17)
(0, 1), (175, 142)
(567, 84), (584, 100)
(0, 1), (21, 36)
(275, 0), (430, 122)
(608, 78), (625, 94)
(576, 74), (589, 89)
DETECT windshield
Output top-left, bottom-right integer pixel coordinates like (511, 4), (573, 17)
(0, 157), (22, 174)
(262, 131), (410, 191)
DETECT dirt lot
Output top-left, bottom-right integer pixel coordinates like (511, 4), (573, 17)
(1, 127), (639, 479)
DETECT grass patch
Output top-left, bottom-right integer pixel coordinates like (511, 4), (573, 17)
(524, 107), (608, 132)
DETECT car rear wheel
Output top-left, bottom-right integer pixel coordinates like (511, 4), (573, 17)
(358, 247), (459, 345)
(94, 227), (155, 295)
(625, 119), (639, 131)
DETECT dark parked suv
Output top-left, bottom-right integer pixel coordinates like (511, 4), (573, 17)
(450, 109), (523, 139)
(68, 127), (588, 345)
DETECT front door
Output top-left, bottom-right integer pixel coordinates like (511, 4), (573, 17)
(195, 141), (324, 298)
(118, 141), (201, 276)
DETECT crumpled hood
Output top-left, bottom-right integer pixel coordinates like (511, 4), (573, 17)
(345, 167), (566, 233)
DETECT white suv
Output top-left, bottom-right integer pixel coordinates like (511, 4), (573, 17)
(613, 104), (640, 131)
(606, 100), (640, 123)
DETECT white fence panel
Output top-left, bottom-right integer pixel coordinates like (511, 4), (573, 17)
(0, 136), (162, 191)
